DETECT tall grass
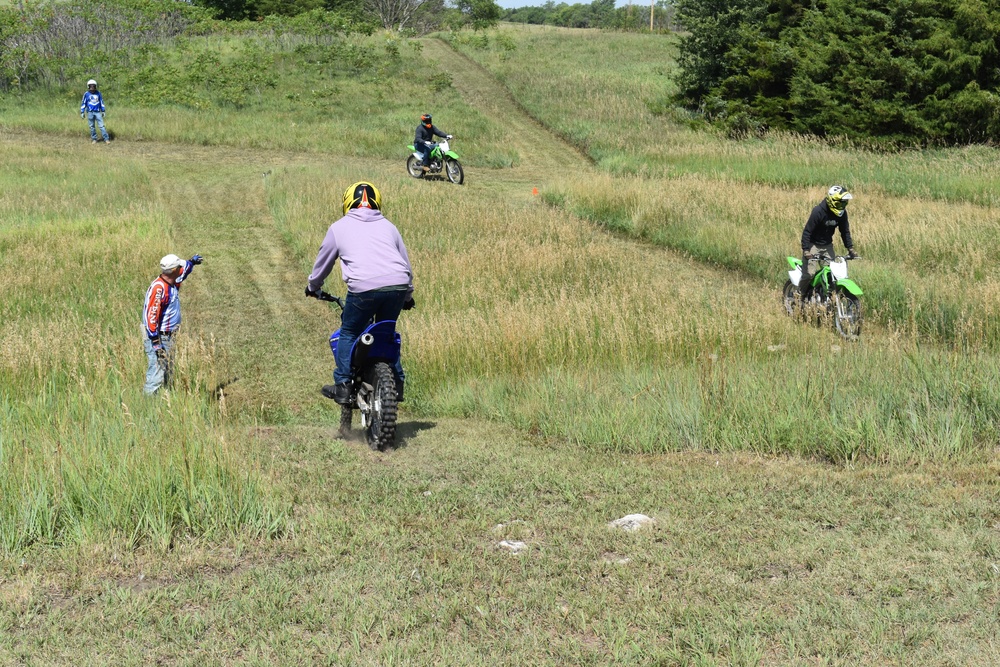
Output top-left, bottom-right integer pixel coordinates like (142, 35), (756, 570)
(446, 26), (1000, 206)
(265, 163), (1000, 463)
(548, 173), (1000, 347)
(0, 140), (284, 555)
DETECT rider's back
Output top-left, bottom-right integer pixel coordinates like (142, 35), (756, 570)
(324, 208), (413, 293)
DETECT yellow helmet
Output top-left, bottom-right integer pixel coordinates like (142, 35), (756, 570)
(342, 181), (382, 216)
(825, 185), (853, 217)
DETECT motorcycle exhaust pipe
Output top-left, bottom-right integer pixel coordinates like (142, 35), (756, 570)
(360, 333), (375, 346)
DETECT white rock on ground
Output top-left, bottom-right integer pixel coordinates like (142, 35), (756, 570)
(498, 540), (527, 554)
(608, 514), (655, 532)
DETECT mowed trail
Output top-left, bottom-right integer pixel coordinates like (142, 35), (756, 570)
(420, 38), (591, 183)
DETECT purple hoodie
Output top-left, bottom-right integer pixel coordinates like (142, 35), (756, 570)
(308, 208), (414, 295)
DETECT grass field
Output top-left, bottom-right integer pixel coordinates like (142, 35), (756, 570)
(447, 25), (1000, 346)
(2, 22), (1000, 666)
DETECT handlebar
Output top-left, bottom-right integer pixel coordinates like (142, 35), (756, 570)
(318, 293), (344, 308)
(805, 254), (861, 261)
(306, 289), (344, 309)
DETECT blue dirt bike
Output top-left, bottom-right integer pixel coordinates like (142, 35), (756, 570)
(782, 254), (863, 340)
(314, 292), (402, 450)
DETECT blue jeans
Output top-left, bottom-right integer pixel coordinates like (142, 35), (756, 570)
(87, 112), (109, 142)
(417, 142), (434, 166)
(335, 290), (406, 385)
(143, 334), (175, 395)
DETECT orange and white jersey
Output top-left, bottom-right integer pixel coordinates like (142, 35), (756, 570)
(143, 261), (193, 342)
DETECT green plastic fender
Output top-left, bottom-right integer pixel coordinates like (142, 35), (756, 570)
(444, 150), (460, 160)
(836, 278), (863, 296)
(786, 256), (802, 269)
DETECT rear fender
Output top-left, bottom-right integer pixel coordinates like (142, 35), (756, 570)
(836, 279), (863, 296)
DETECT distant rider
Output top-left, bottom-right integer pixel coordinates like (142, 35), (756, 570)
(306, 182), (414, 405)
(80, 79), (110, 144)
(143, 253), (203, 394)
(414, 113), (451, 172)
(800, 185), (858, 298)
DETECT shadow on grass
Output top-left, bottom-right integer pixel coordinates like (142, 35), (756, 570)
(395, 420), (437, 448)
(335, 420), (437, 450)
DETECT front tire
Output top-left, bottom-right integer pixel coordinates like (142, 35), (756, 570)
(406, 155), (425, 179)
(445, 158), (464, 185)
(365, 362), (398, 451)
(833, 290), (862, 340)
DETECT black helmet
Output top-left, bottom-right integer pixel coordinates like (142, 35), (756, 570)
(420, 113), (432, 127)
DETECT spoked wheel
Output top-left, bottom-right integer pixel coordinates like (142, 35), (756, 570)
(445, 158), (464, 185)
(365, 362), (398, 451)
(406, 156), (425, 179)
(781, 280), (799, 317)
(833, 290), (862, 340)
(339, 404), (352, 438)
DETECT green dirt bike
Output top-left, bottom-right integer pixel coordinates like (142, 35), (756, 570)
(406, 138), (464, 185)
(782, 254), (863, 340)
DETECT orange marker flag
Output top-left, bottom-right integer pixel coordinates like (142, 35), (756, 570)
(532, 187), (539, 196)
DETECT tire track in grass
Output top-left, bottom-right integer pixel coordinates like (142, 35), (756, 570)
(420, 38), (591, 183)
(146, 159), (338, 420)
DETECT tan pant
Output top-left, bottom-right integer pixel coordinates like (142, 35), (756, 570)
(800, 244), (835, 295)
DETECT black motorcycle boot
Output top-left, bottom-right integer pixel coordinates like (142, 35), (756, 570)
(322, 382), (353, 405)
(395, 380), (404, 403)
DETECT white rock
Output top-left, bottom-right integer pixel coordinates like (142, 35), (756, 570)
(498, 540), (527, 554)
(602, 554), (631, 565)
(422, 491), (432, 496)
(609, 514), (654, 532)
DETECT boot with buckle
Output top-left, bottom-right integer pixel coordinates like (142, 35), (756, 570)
(322, 382), (353, 405)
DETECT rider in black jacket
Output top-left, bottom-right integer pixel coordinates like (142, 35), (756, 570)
(414, 113), (451, 171)
(800, 185), (859, 296)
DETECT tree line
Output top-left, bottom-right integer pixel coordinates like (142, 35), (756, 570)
(504, 0), (677, 31)
(674, 0), (1000, 146)
(196, 0), (499, 31)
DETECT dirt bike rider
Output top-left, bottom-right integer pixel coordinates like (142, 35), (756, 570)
(305, 182), (414, 405)
(414, 113), (452, 172)
(800, 185), (859, 298)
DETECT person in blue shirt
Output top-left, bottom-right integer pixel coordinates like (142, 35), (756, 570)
(80, 79), (110, 144)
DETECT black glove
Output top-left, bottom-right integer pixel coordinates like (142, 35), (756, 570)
(847, 249), (860, 259)
(305, 287), (322, 299)
(402, 296), (415, 311)
(190, 254), (203, 265)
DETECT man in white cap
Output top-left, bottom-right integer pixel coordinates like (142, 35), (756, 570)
(80, 79), (110, 144)
(142, 253), (203, 394)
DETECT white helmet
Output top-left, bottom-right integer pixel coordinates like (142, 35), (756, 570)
(87, 79), (97, 87)
(160, 254), (185, 272)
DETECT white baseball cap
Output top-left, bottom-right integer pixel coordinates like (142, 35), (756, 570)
(160, 254), (185, 272)
(87, 79), (97, 86)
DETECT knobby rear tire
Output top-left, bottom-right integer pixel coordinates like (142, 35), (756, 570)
(365, 362), (398, 451)
(339, 404), (352, 438)
(781, 280), (799, 317)
(406, 155), (425, 179)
